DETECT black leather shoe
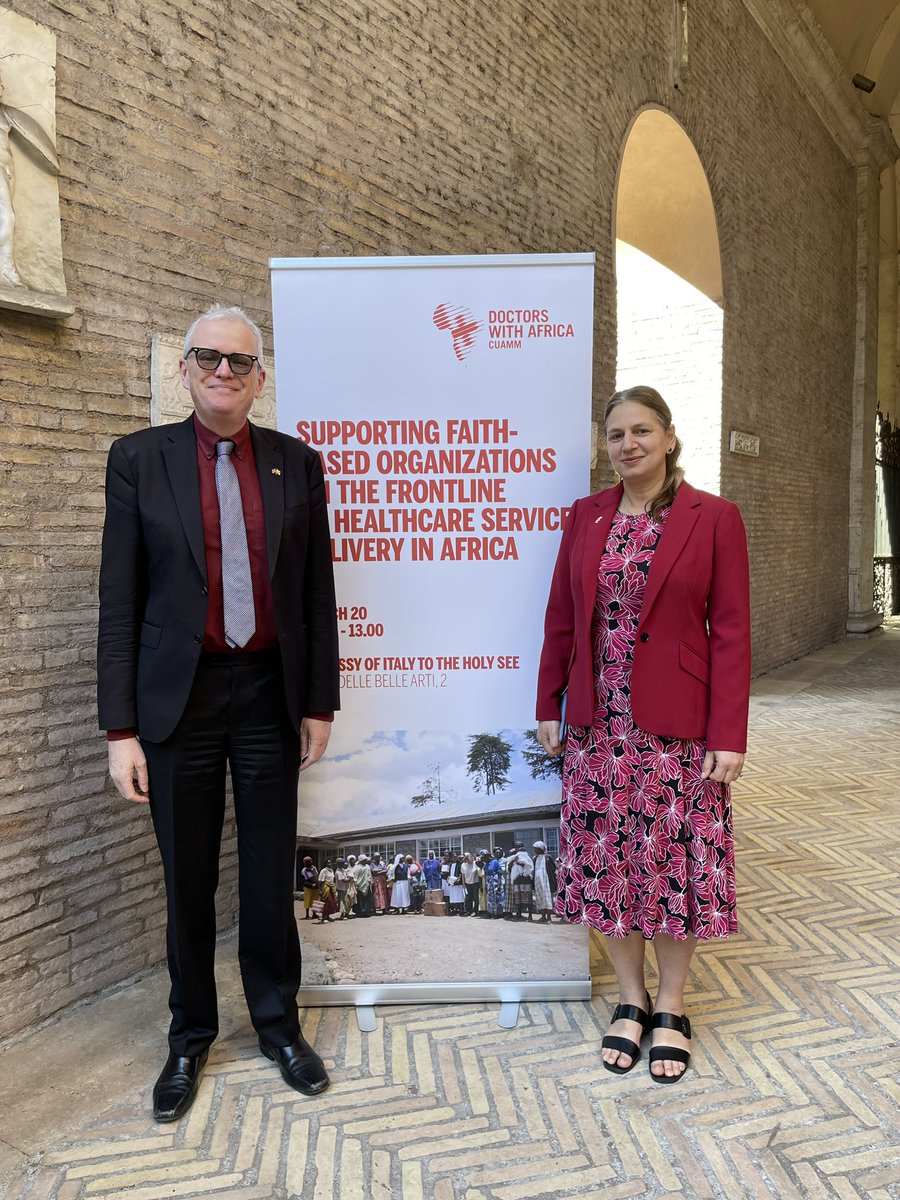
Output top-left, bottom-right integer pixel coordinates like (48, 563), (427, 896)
(152, 1049), (209, 1122)
(259, 1035), (330, 1096)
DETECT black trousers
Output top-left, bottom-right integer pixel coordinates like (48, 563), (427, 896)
(144, 651), (302, 1057)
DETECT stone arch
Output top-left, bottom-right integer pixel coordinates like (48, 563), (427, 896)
(613, 106), (723, 494)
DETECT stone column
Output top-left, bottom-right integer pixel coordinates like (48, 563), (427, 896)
(878, 166), (898, 420)
(848, 119), (895, 634)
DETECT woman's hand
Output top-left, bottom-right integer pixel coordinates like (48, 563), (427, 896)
(701, 749), (744, 785)
(537, 720), (564, 756)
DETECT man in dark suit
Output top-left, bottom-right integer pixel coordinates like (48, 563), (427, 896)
(98, 305), (339, 1121)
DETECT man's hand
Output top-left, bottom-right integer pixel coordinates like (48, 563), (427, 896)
(108, 736), (150, 803)
(701, 749), (745, 785)
(536, 720), (564, 756)
(299, 718), (331, 771)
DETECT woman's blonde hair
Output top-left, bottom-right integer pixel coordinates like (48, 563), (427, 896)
(604, 385), (684, 519)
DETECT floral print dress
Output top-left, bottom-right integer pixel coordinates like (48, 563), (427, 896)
(555, 509), (738, 941)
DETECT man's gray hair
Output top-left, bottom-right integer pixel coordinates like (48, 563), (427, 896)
(183, 304), (265, 366)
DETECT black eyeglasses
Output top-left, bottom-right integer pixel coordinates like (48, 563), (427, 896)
(187, 347), (261, 375)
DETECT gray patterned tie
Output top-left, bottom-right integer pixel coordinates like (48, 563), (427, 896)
(215, 440), (256, 648)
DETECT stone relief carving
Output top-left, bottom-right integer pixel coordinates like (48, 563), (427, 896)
(0, 77), (59, 284)
(150, 333), (278, 429)
(0, 7), (73, 318)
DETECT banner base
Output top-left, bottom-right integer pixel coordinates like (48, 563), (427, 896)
(298, 978), (591, 1008)
(498, 1001), (520, 1028)
(355, 1005), (378, 1032)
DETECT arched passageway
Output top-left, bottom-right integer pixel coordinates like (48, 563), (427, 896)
(614, 109), (723, 495)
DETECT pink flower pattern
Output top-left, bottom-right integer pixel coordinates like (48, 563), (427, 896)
(555, 509), (737, 941)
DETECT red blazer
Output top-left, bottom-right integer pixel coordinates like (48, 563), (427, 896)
(536, 481), (751, 751)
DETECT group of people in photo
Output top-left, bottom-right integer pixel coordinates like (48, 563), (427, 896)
(296, 842), (560, 924)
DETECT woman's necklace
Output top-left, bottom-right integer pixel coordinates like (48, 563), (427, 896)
(619, 485), (661, 516)
(618, 499), (648, 516)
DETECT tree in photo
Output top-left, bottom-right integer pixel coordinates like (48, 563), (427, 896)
(466, 733), (512, 795)
(410, 782), (434, 808)
(410, 763), (443, 808)
(521, 728), (564, 780)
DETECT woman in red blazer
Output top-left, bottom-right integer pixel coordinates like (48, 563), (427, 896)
(536, 386), (750, 1084)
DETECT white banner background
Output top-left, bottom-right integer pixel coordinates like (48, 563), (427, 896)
(271, 254), (593, 997)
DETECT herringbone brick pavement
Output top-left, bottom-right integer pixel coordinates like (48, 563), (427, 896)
(3, 635), (899, 1199)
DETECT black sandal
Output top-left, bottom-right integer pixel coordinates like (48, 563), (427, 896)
(601, 990), (653, 1074)
(648, 1012), (691, 1084)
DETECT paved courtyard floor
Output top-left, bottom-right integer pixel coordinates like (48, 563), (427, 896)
(0, 632), (898, 1199)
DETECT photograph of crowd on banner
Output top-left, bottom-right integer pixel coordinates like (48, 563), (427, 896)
(291, 726), (587, 987)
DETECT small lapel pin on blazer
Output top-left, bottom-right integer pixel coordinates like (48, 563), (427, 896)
(594, 514), (604, 523)
(271, 467), (281, 476)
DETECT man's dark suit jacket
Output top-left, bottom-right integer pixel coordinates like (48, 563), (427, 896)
(97, 415), (339, 744)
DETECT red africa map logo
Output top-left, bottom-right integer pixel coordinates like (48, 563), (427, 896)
(433, 303), (481, 361)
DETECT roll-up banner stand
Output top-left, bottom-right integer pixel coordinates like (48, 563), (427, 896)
(270, 253), (594, 1009)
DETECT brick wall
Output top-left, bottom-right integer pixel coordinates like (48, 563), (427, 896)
(0, 0), (856, 1036)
